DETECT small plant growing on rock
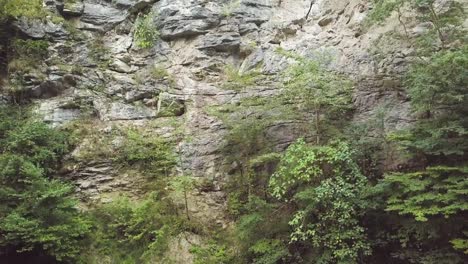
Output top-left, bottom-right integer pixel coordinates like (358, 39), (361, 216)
(134, 11), (159, 49)
(222, 64), (263, 91)
(169, 175), (196, 220)
(0, 0), (47, 20)
(120, 128), (176, 177)
(222, 0), (241, 17)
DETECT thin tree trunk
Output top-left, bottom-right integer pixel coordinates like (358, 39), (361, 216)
(184, 189), (190, 220)
(397, 7), (410, 40)
(428, 5), (445, 48)
(315, 105), (321, 145)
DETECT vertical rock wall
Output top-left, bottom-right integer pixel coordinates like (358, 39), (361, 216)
(3, 0), (453, 221)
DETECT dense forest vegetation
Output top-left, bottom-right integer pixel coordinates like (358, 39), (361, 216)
(0, 0), (467, 263)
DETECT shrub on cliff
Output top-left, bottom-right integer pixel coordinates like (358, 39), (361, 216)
(0, 107), (91, 262)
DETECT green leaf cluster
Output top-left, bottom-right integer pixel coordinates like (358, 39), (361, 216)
(381, 166), (468, 221)
(394, 46), (468, 157)
(270, 139), (370, 263)
(0, 0), (47, 20)
(134, 12), (159, 49)
(281, 51), (353, 144)
(0, 107), (91, 262)
(120, 128), (177, 177)
(84, 192), (188, 264)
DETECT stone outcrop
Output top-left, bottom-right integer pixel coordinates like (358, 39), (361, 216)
(4, 0), (461, 246)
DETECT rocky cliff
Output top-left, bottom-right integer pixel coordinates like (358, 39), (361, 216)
(1, 0), (465, 252)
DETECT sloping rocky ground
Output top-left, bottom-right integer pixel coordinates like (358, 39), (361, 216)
(3, 0), (453, 225)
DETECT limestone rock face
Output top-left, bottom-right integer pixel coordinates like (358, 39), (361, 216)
(79, 2), (128, 30)
(4, 0), (460, 254)
(62, 1), (85, 16)
(153, 0), (222, 39)
(13, 18), (67, 39)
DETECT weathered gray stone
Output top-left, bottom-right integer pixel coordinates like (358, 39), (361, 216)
(97, 101), (156, 121)
(110, 59), (136, 73)
(80, 3), (128, 30)
(157, 92), (185, 117)
(5, 0), (453, 235)
(125, 88), (158, 103)
(63, 1), (84, 16)
(318, 16), (334, 27)
(114, 0), (156, 13)
(37, 98), (83, 126)
(154, 2), (220, 40)
(13, 19), (67, 39)
(197, 32), (241, 52)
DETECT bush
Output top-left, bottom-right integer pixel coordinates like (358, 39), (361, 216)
(134, 12), (159, 49)
(190, 240), (233, 264)
(270, 139), (370, 262)
(0, 107), (91, 262)
(222, 64), (263, 91)
(120, 128), (177, 177)
(84, 192), (186, 263)
(0, 0), (47, 20)
(11, 39), (48, 59)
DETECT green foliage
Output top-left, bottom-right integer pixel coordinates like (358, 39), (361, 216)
(344, 105), (391, 180)
(451, 237), (468, 254)
(249, 239), (289, 264)
(87, 38), (110, 69)
(169, 175), (196, 219)
(370, 44), (468, 263)
(0, 0), (47, 20)
(373, 165), (467, 262)
(366, 0), (466, 51)
(191, 240), (233, 264)
(366, 0), (405, 24)
(134, 12), (159, 49)
(407, 46), (467, 116)
(380, 166), (468, 221)
(280, 51), (353, 144)
(270, 139), (370, 263)
(389, 46), (468, 158)
(222, 64), (263, 90)
(0, 107), (91, 262)
(6, 39), (49, 95)
(84, 193), (185, 263)
(120, 128), (177, 177)
(221, 0), (241, 17)
(151, 65), (170, 79)
(0, 108), (69, 172)
(234, 197), (291, 263)
(11, 39), (48, 59)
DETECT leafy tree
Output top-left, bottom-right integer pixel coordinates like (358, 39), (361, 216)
(190, 240), (233, 264)
(235, 197), (291, 264)
(381, 166), (467, 222)
(392, 46), (468, 158)
(366, 0), (465, 50)
(371, 35), (467, 264)
(169, 175), (196, 220)
(270, 139), (370, 263)
(248, 239), (290, 264)
(368, 166), (468, 263)
(0, 107), (91, 262)
(280, 50), (353, 145)
(84, 192), (185, 264)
